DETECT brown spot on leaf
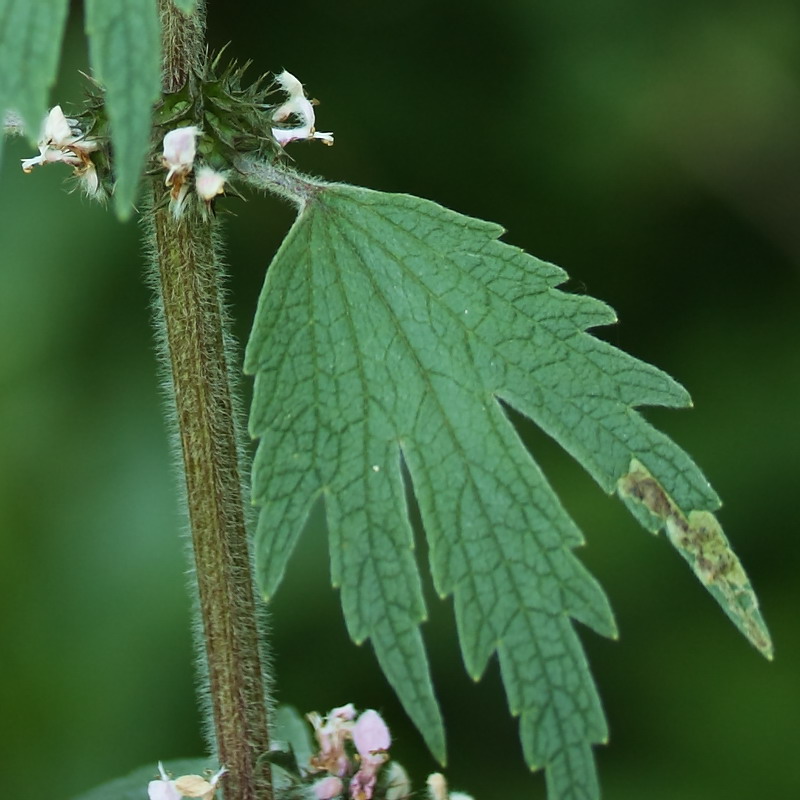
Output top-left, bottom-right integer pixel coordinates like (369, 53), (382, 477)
(617, 459), (773, 659)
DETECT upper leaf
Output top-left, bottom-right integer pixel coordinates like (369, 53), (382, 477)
(245, 180), (771, 799)
(84, 0), (161, 218)
(0, 0), (70, 162)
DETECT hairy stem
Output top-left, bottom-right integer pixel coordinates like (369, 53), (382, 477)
(151, 3), (272, 798)
(159, 0), (206, 93)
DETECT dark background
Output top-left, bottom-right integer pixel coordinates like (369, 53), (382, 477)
(1, 1), (798, 797)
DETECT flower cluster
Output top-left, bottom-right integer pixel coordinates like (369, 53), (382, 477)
(20, 105), (101, 197)
(302, 704), (475, 800)
(158, 69), (335, 217)
(307, 705), (397, 800)
(148, 762), (226, 800)
(19, 66), (334, 215)
(145, 705), (475, 800)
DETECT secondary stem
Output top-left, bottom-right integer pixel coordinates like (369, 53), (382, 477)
(152, 3), (272, 798)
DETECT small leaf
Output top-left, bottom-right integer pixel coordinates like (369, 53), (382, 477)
(0, 0), (70, 162)
(71, 759), (210, 800)
(170, 0), (197, 15)
(245, 179), (771, 799)
(273, 703), (315, 773)
(84, 0), (161, 218)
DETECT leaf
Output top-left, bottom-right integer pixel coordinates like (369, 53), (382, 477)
(84, 0), (161, 219)
(0, 0), (70, 162)
(272, 704), (315, 773)
(245, 181), (772, 798)
(617, 458), (772, 657)
(170, 0), (197, 16)
(71, 759), (210, 800)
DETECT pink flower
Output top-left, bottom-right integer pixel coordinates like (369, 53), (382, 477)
(352, 709), (391, 756)
(313, 775), (345, 799)
(330, 703), (357, 721)
(349, 710), (391, 800)
(148, 763), (181, 800)
(309, 706), (356, 777)
(162, 126), (200, 185)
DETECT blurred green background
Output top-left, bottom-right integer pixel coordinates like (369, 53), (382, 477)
(1, 1), (798, 797)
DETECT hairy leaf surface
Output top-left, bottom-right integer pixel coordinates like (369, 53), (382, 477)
(0, 0), (70, 162)
(84, 0), (160, 218)
(246, 182), (772, 798)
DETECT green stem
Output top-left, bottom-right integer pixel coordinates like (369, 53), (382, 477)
(150, 3), (272, 798)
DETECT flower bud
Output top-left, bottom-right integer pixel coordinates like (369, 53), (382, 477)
(195, 166), (226, 202)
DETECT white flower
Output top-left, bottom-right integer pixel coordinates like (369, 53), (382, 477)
(195, 166), (226, 202)
(426, 774), (474, 800)
(161, 126), (202, 216)
(271, 70), (334, 147)
(20, 105), (98, 174)
(80, 163), (101, 198)
(148, 763), (181, 800)
(426, 774), (448, 800)
(162, 126), (201, 186)
(147, 763), (226, 800)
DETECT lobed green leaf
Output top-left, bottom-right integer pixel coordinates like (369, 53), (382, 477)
(84, 0), (161, 219)
(0, 0), (70, 163)
(246, 180), (772, 799)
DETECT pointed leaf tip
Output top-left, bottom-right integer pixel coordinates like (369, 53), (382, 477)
(0, 0), (70, 140)
(618, 458), (773, 658)
(85, 0), (161, 217)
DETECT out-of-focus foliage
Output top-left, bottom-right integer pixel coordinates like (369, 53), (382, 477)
(1, 2), (798, 799)
(0, 0), (70, 155)
(84, 0), (161, 217)
(1, 0), (161, 217)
